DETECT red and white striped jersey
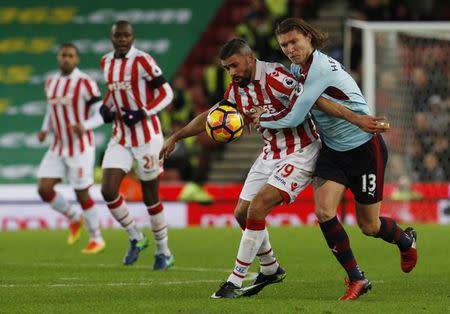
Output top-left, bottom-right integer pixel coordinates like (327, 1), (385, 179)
(44, 68), (102, 157)
(224, 60), (319, 160)
(101, 46), (173, 147)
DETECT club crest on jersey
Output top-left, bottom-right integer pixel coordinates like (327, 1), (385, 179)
(108, 81), (132, 91)
(152, 66), (162, 76)
(282, 77), (295, 88)
(294, 83), (304, 96)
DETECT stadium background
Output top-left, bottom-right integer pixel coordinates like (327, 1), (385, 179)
(1, 0), (449, 230)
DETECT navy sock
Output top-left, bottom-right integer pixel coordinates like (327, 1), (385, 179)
(319, 216), (364, 281)
(377, 217), (413, 252)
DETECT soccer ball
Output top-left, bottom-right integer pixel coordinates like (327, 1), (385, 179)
(205, 105), (244, 143)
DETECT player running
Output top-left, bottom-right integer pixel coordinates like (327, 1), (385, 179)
(99, 20), (174, 270)
(37, 43), (105, 253)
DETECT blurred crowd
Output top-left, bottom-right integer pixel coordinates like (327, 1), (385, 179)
(160, 0), (449, 191)
(347, 0), (450, 183)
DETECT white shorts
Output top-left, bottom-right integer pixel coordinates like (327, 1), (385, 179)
(102, 137), (164, 181)
(240, 140), (321, 203)
(37, 148), (95, 190)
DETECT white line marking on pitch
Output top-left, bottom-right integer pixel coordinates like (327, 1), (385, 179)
(0, 277), (257, 289)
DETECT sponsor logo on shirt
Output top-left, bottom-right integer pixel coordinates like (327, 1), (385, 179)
(48, 96), (72, 105)
(108, 81), (132, 91)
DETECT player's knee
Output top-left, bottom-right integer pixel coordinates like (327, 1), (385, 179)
(234, 210), (246, 230)
(247, 199), (267, 220)
(359, 222), (379, 236)
(101, 185), (117, 202)
(315, 206), (335, 223)
(37, 185), (53, 202)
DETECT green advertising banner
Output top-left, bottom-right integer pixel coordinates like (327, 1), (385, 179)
(0, 0), (223, 183)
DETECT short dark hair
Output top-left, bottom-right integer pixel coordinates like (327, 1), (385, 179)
(219, 38), (252, 60)
(59, 43), (79, 56)
(112, 20), (133, 33)
(275, 18), (328, 49)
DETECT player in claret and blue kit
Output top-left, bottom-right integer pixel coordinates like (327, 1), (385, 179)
(251, 18), (418, 300)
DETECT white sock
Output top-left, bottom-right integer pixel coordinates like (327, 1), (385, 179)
(50, 192), (81, 222)
(107, 196), (142, 241)
(150, 212), (170, 256)
(227, 224), (266, 287)
(257, 229), (279, 275)
(82, 204), (102, 242)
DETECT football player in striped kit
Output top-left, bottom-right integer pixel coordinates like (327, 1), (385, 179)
(99, 21), (174, 270)
(160, 39), (384, 298)
(37, 43), (105, 254)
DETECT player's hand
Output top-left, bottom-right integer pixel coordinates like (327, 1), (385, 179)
(247, 107), (265, 132)
(37, 131), (47, 142)
(358, 115), (390, 133)
(72, 123), (85, 136)
(121, 107), (145, 127)
(100, 105), (116, 123)
(159, 136), (177, 159)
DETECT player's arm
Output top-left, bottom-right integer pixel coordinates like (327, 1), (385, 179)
(38, 109), (51, 142)
(73, 80), (105, 135)
(315, 97), (389, 133)
(122, 56), (174, 127)
(160, 102), (221, 159)
(257, 64), (327, 129)
(73, 99), (104, 136)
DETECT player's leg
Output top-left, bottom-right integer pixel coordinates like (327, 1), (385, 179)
(355, 201), (417, 272)
(135, 136), (173, 270)
(101, 141), (146, 265)
(233, 198), (282, 297)
(38, 177), (83, 244)
(37, 151), (83, 244)
(68, 149), (105, 253)
(313, 141), (370, 300)
(212, 184), (283, 299)
(75, 188), (105, 253)
(352, 133), (417, 273)
(314, 179), (371, 300)
(141, 178), (174, 271)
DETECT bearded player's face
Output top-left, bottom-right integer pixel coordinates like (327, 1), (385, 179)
(111, 23), (134, 57)
(57, 47), (79, 75)
(221, 53), (253, 87)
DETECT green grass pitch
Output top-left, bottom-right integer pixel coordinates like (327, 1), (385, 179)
(1, 225), (449, 313)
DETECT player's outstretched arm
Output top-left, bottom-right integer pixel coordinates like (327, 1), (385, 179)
(315, 96), (390, 133)
(160, 106), (216, 159)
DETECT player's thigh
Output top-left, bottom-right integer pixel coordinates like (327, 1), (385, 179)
(133, 136), (164, 181)
(66, 149), (95, 190)
(313, 179), (347, 222)
(348, 134), (388, 205)
(37, 150), (65, 181)
(234, 198), (250, 229)
(266, 141), (320, 204)
(355, 201), (382, 235)
(239, 155), (274, 202)
(101, 140), (134, 174)
(248, 184), (284, 220)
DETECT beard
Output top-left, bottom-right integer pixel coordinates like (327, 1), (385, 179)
(234, 76), (251, 87)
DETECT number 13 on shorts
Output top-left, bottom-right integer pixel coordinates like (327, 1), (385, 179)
(361, 173), (376, 194)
